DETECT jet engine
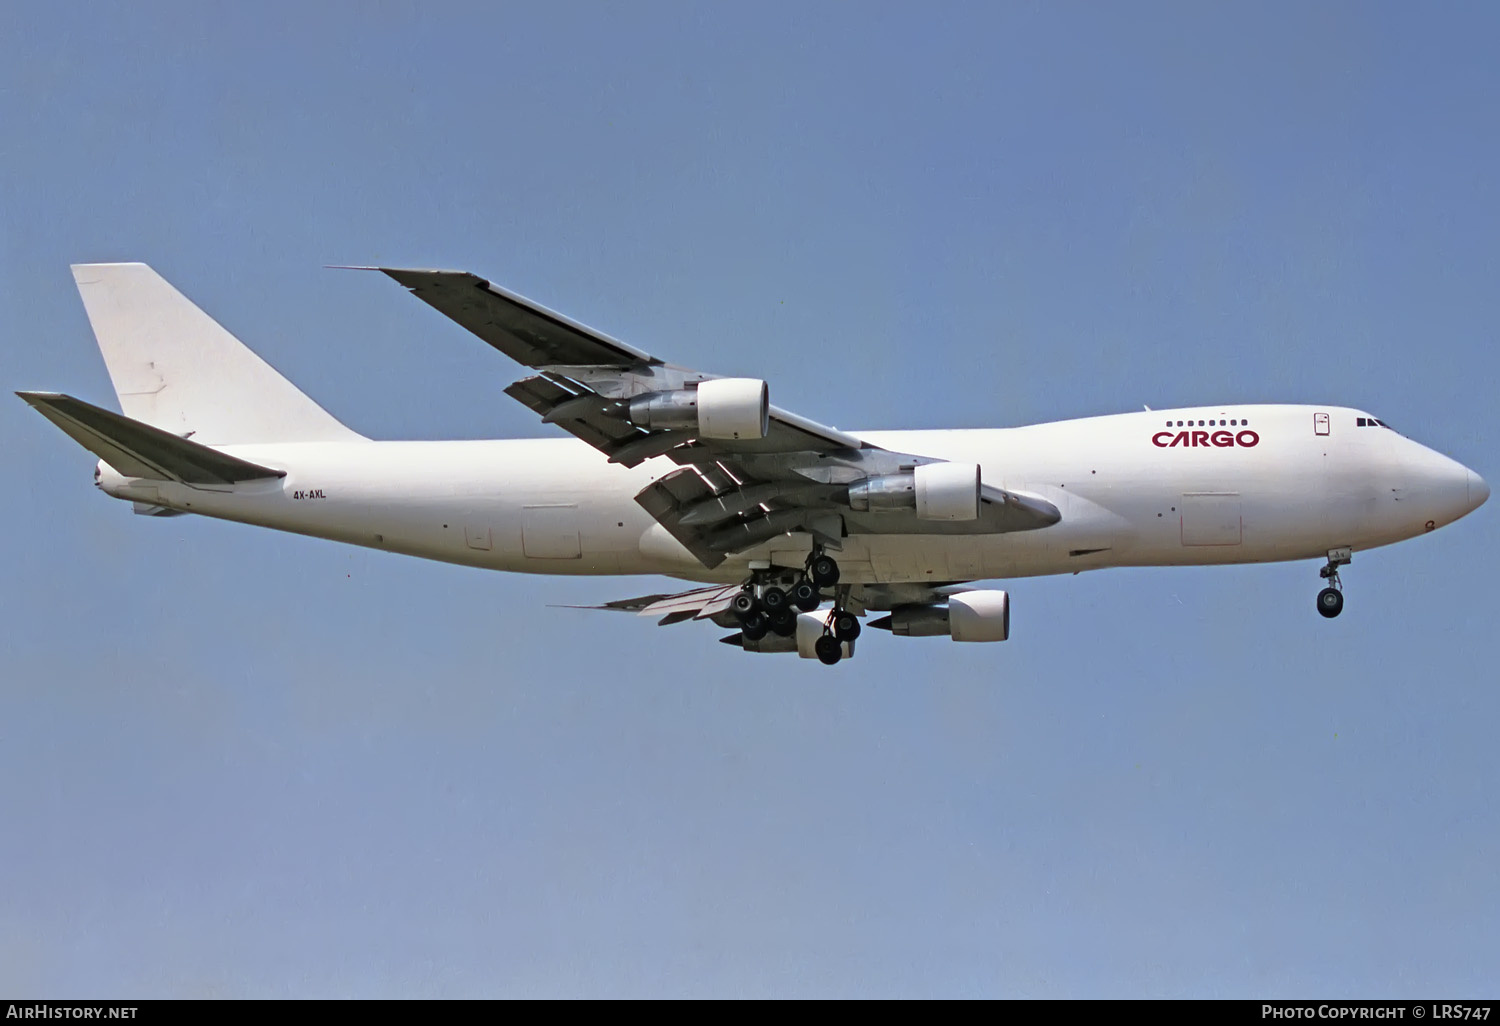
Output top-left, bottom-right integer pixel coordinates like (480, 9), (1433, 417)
(847, 462), (981, 521)
(627, 378), (769, 440)
(868, 590), (1010, 642)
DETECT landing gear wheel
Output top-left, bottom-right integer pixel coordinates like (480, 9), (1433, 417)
(832, 610), (861, 642)
(1316, 548), (1351, 620)
(769, 609), (797, 637)
(1316, 587), (1344, 619)
(761, 586), (788, 613)
(814, 634), (843, 665)
(809, 555), (840, 588)
(740, 611), (769, 641)
(791, 581), (821, 612)
(731, 591), (758, 618)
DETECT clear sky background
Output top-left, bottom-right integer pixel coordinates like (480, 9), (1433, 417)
(2, 2), (1496, 998)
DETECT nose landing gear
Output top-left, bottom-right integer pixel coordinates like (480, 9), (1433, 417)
(1316, 547), (1351, 619)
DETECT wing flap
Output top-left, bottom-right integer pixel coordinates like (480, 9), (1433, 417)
(504, 374), (643, 454)
(560, 584), (741, 627)
(634, 467), (728, 568)
(18, 392), (286, 485)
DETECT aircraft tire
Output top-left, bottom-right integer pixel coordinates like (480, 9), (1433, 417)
(832, 610), (861, 641)
(814, 635), (843, 665)
(1316, 587), (1344, 619)
(740, 612), (769, 640)
(792, 581), (821, 612)
(761, 586), (788, 613)
(810, 555), (840, 588)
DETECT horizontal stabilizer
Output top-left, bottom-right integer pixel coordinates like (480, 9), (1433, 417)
(17, 392), (286, 485)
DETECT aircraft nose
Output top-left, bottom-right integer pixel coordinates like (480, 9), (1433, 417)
(1406, 445), (1485, 527)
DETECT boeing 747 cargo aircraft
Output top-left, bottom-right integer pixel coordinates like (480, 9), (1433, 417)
(20, 264), (1488, 664)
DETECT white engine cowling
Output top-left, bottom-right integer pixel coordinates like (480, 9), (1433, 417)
(914, 462), (981, 521)
(697, 378), (769, 439)
(948, 590), (1009, 642)
(627, 378), (769, 440)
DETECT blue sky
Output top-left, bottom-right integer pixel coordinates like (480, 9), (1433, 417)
(2, 2), (1496, 997)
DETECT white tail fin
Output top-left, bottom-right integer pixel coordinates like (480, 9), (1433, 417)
(71, 263), (364, 444)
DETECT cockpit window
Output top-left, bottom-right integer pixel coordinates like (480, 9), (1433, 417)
(1358, 416), (1393, 429)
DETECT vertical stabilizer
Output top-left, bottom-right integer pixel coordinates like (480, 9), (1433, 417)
(71, 263), (364, 444)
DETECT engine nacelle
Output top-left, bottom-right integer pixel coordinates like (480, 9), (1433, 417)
(948, 590), (1009, 642)
(871, 590), (1010, 642)
(847, 462), (980, 521)
(738, 632), (798, 654)
(915, 462), (980, 521)
(876, 604), (951, 637)
(627, 378), (769, 440)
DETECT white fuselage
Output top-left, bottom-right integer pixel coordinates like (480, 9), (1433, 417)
(95, 404), (1486, 585)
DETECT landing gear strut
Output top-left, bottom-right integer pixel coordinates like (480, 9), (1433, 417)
(805, 547), (858, 665)
(815, 575), (861, 665)
(1316, 547), (1351, 619)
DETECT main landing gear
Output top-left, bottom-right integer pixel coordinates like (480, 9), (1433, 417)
(731, 550), (859, 663)
(1316, 547), (1351, 619)
(733, 565), (820, 642)
(809, 550), (858, 666)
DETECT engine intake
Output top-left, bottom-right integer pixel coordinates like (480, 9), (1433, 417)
(949, 590), (1009, 642)
(627, 378), (769, 440)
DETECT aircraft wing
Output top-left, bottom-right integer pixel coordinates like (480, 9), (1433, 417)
(373, 267), (1059, 568)
(377, 268), (659, 369)
(376, 268), (864, 459)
